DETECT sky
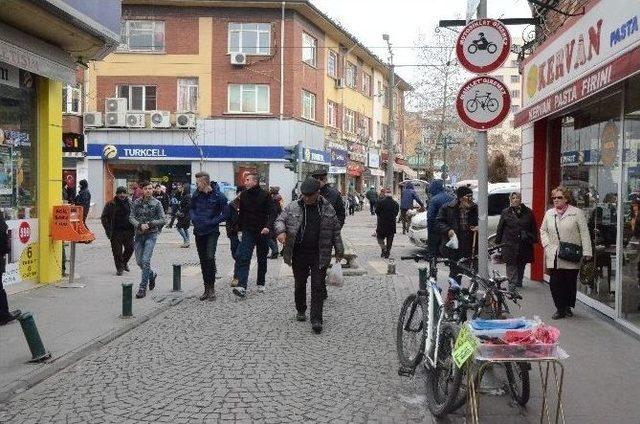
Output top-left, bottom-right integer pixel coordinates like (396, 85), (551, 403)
(310, 0), (533, 83)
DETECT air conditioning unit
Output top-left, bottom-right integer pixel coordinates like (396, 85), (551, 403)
(149, 110), (171, 128)
(126, 112), (146, 128)
(231, 52), (247, 65)
(83, 112), (103, 127)
(105, 112), (126, 127)
(175, 113), (196, 129)
(105, 97), (127, 113)
(335, 78), (345, 89)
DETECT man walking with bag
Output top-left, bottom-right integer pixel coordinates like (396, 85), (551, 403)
(275, 177), (343, 334)
(130, 181), (166, 299)
(101, 186), (135, 276)
(375, 188), (400, 258)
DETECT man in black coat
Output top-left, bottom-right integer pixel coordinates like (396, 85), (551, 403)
(375, 188), (400, 258)
(436, 186), (479, 285)
(495, 192), (538, 288)
(101, 186), (135, 276)
(0, 214), (20, 325)
(74, 179), (91, 222)
(311, 169), (345, 228)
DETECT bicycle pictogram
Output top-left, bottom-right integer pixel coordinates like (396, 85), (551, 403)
(467, 32), (497, 54)
(465, 90), (499, 113)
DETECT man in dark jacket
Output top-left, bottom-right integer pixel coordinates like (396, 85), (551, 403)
(399, 182), (424, 234)
(375, 188), (400, 258)
(427, 180), (454, 258)
(74, 179), (91, 222)
(365, 186), (379, 215)
(495, 192), (538, 288)
(0, 214), (20, 326)
(101, 186), (135, 276)
(436, 185), (478, 285)
(311, 169), (345, 228)
(233, 173), (276, 297)
(190, 172), (228, 301)
(275, 177), (344, 334)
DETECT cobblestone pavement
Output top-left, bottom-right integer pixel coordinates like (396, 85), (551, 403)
(0, 214), (434, 423)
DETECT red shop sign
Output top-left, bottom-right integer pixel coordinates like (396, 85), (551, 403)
(347, 162), (364, 177)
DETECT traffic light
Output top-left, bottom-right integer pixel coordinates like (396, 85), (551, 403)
(284, 144), (299, 172)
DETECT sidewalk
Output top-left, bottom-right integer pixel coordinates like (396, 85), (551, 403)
(0, 220), (237, 401)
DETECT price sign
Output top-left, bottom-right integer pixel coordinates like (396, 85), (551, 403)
(453, 325), (478, 369)
(18, 221), (31, 244)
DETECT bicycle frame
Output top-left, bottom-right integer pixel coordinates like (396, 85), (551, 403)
(423, 275), (445, 369)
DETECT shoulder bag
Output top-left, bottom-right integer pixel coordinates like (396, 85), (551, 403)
(554, 215), (582, 263)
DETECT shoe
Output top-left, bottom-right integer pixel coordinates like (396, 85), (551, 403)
(565, 307), (573, 317)
(230, 277), (238, 287)
(0, 309), (21, 326)
(207, 289), (216, 301)
(258, 285), (266, 293)
(233, 287), (246, 298)
(135, 288), (146, 299)
(199, 285), (211, 301)
(181, 243), (190, 248)
(552, 311), (566, 320)
(123, 264), (130, 272)
(116, 269), (123, 276)
(380, 250), (385, 258)
(296, 312), (307, 322)
(149, 272), (157, 291)
(269, 253), (279, 259)
(311, 321), (323, 334)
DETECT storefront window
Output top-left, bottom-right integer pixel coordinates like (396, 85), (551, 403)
(0, 71), (37, 220)
(558, 92), (622, 311)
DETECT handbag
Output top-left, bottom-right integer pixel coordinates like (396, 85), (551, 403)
(554, 215), (583, 263)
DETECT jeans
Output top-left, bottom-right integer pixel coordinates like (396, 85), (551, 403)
(292, 251), (326, 323)
(110, 231), (134, 271)
(176, 227), (190, 244)
(400, 209), (410, 233)
(267, 238), (278, 256)
(134, 233), (158, 290)
(236, 231), (268, 289)
(168, 205), (178, 227)
(229, 233), (240, 278)
(195, 232), (219, 287)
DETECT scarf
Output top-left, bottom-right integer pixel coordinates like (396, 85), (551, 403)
(554, 204), (568, 216)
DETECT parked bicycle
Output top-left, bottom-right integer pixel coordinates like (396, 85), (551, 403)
(466, 91), (499, 113)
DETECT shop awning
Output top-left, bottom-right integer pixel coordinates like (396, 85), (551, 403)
(394, 163), (417, 179)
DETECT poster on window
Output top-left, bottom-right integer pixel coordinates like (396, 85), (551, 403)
(0, 144), (12, 195)
(2, 218), (39, 286)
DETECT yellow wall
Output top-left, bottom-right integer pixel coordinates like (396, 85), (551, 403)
(87, 17), (213, 116)
(37, 78), (63, 283)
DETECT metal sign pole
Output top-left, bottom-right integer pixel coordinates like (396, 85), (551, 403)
(476, 0), (489, 279)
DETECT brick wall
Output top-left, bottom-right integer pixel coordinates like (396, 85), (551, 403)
(96, 76), (178, 112)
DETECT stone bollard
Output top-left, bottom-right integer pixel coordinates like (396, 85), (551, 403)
(387, 258), (396, 275)
(121, 282), (133, 318)
(172, 263), (182, 292)
(17, 312), (51, 362)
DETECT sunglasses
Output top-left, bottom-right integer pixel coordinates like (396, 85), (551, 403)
(463, 194), (473, 199)
(551, 196), (565, 200)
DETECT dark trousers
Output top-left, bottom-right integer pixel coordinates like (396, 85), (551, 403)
(549, 268), (579, 312)
(236, 231), (269, 288)
(267, 238), (278, 256)
(167, 205), (178, 227)
(369, 201), (376, 215)
(110, 231), (134, 272)
(292, 252), (327, 323)
(400, 209), (409, 232)
(506, 259), (527, 287)
(377, 235), (394, 255)
(195, 232), (219, 287)
(348, 205), (355, 215)
(0, 273), (10, 319)
(229, 233), (240, 278)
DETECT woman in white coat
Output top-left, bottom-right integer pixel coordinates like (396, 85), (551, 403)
(540, 186), (592, 319)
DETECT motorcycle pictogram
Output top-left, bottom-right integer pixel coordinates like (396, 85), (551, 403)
(466, 91), (499, 113)
(467, 32), (497, 54)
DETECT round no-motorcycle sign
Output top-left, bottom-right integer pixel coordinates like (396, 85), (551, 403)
(456, 18), (511, 74)
(456, 76), (511, 130)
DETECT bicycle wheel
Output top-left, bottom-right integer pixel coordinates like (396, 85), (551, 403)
(487, 98), (499, 112)
(396, 294), (428, 368)
(505, 362), (531, 406)
(466, 99), (478, 113)
(425, 322), (465, 417)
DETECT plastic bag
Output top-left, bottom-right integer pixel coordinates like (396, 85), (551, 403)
(445, 234), (459, 250)
(328, 263), (344, 287)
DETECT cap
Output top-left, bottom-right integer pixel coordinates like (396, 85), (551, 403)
(311, 169), (328, 178)
(300, 177), (320, 195)
(456, 186), (473, 199)
(116, 186), (128, 194)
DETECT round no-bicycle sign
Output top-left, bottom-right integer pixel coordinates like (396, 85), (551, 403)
(456, 19), (511, 74)
(456, 76), (511, 130)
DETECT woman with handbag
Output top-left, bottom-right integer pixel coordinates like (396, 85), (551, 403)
(540, 186), (592, 319)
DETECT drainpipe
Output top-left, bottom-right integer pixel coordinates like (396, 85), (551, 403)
(280, 1), (285, 120)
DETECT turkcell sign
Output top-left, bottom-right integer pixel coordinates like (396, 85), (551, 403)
(122, 147), (168, 158)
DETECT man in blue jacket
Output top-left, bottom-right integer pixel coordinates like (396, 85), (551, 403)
(400, 182), (424, 234)
(190, 172), (228, 301)
(427, 179), (454, 258)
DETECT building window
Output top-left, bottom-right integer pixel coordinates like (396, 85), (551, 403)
(228, 23), (271, 55)
(362, 72), (371, 96)
(302, 32), (317, 66)
(117, 85), (157, 111)
(119, 20), (165, 52)
(345, 62), (357, 88)
(327, 50), (338, 78)
(511, 90), (520, 98)
(228, 84), (270, 114)
(344, 109), (356, 133)
(510, 75), (520, 83)
(177, 78), (198, 112)
(359, 115), (371, 138)
(63, 84), (81, 114)
(327, 101), (337, 127)
(301, 90), (316, 121)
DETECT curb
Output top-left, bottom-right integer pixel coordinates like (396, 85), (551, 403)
(0, 293), (188, 403)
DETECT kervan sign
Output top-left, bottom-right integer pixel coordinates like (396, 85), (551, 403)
(520, 1), (640, 114)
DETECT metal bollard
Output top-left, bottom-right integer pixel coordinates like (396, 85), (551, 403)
(172, 263), (182, 292)
(121, 282), (133, 318)
(17, 312), (51, 362)
(419, 267), (428, 291)
(387, 258), (396, 275)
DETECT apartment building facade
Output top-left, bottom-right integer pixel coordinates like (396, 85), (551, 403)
(84, 0), (411, 211)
